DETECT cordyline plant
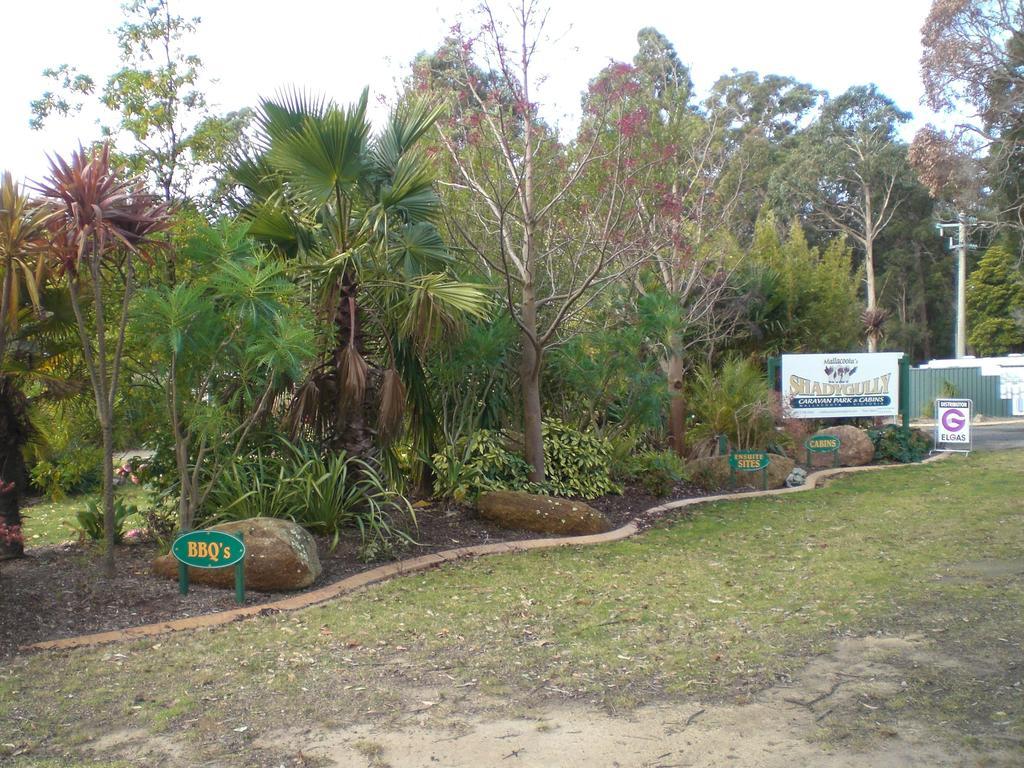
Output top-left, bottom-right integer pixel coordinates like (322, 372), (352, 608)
(38, 144), (170, 576)
(1, 171), (55, 559)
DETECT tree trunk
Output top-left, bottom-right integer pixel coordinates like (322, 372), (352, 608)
(666, 354), (687, 457)
(864, 231), (880, 354)
(69, 263), (118, 577)
(913, 243), (932, 361)
(0, 378), (27, 560)
(173, 427), (193, 531)
(0, 255), (12, 366)
(100, 414), (116, 576)
(334, 270), (376, 460)
(864, 188), (879, 353)
(520, 283), (545, 483)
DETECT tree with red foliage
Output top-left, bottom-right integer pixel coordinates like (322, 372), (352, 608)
(39, 145), (170, 576)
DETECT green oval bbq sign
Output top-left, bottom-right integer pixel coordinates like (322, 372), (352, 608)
(805, 435), (841, 453)
(728, 450), (770, 471)
(172, 530), (245, 569)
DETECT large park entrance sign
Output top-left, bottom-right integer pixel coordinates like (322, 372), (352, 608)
(781, 353), (903, 419)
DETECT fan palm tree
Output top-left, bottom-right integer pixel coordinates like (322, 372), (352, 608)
(231, 89), (487, 482)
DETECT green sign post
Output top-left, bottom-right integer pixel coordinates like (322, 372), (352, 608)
(172, 530), (246, 604)
(805, 434), (841, 467)
(729, 450), (771, 490)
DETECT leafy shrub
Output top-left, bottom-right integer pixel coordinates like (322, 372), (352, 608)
(601, 427), (658, 486)
(430, 429), (532, 502)
(633, 450), (688, 496)
(689, 357), (776, 454)
(431, 421), (619, 501)
(67, 497), (138, 543)
(202, 442), (414, 551)
(868, 425), (931, 463)
(30, 446), (104, 500)
(133, 438), (178, 493)
(541, 420), (619, 498)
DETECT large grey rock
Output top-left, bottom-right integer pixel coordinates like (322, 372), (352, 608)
(786, 467), (808, 487)
(477, 491), (612, 535)
(154, 517), (321, 592)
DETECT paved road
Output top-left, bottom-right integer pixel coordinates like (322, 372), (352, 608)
(970, 421), (1024, 451)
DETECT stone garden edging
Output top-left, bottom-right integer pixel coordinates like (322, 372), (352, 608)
(23, 452), (951, 653)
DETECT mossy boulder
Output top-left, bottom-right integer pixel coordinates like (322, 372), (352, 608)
(687, 454), (795, 492)
(154, 517), (321, 592)
(477, 491), (612, 535)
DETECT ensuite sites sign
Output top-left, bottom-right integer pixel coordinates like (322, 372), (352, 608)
(782, 353), (902, 419)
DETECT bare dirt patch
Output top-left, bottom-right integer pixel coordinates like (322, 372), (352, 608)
(88, 632), (1020, 768)
(256, 631), (1018, 768)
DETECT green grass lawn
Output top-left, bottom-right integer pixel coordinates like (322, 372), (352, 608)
(2, 451), (1021, 765)
(19, 485), (152, 546)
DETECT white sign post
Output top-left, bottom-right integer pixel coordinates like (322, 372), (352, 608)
(934, 398), (972, 453)
(781, 353), (902, 419)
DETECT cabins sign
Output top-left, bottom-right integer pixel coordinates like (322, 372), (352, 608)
(805, 434), (841, 467)
(782, 353), (901, 419)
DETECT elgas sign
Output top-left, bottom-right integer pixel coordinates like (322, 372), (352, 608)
(934, 399), (972, 453)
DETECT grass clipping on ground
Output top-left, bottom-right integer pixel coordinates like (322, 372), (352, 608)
(1, 451), (1022, 765)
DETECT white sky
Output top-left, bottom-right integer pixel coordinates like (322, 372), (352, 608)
(4, 0), (951, 182)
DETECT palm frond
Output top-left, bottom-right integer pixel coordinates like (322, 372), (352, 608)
(371, 98), (444, 177)
(257, 88), (330, 143)
(266, 91), (371, 209)
(1, 171), (55, 329)
(338, 345), (368, 406)
(387, 222), (451, 276)
(377, 367), (406, 442)
(398, 273), (489, 349)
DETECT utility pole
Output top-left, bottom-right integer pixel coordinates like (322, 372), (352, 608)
(936, 214), (978, 359)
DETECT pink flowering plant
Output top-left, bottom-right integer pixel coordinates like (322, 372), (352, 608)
(0, 479), (23, 548)
(0, 521), (24, 547)
(115, 462), (141, 486)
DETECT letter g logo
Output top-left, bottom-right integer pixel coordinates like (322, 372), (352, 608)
(941, 408), (965, 432)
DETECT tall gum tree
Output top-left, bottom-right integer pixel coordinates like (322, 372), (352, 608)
(917, 0), (1024, 243)
(782, 85), (913, 352)
(704, 71), (820, 242)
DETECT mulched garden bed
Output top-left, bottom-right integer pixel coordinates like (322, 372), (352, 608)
(0, 480), (719, 656)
